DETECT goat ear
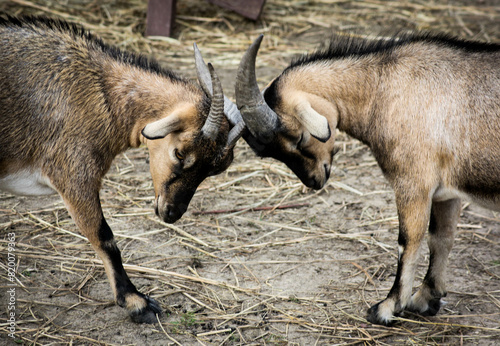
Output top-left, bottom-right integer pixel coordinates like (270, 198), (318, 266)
(142, 113), (182, 140)
(294, 99), (332, 143)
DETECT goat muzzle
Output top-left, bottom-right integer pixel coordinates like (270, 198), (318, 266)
(154, 195), (187, 223)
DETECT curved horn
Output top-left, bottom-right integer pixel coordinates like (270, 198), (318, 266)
(235, 34), (278, 142)
(193, 43), (212, 96)
(223, 97), (242, 126)
(201, 63), (225, 140)
(226, 120), (246, 149)
(194, 43), (243, 126)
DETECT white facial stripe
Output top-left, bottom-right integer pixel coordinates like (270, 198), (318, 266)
(0, 169), (55, 196)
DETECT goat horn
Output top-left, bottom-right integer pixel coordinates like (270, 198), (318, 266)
(201, 63), (225, 140)
(235, 34), (278, 142)
(193, 43), (243, 126)
(193, 43), (212, 96)
(226, 120), (247, 149)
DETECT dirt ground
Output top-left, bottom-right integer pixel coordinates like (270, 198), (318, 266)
(1, 0), (499, 345)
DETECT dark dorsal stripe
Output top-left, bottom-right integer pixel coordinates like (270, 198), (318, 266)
(287, 31), (500, 71)
(0, 14), (184, 83)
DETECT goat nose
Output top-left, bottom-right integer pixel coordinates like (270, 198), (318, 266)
(154, 197), (183, 223)
(168, 207), (179, 220)
(307, 177), (322, 190)
(161, 205), (182, 223)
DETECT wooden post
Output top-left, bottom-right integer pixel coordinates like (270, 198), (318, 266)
(145, 0), (267, 38)
(146, 0), (177, 37)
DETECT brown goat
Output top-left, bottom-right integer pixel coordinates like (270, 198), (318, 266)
(232, 34), (500, 325)
(0, 16), (244, 323)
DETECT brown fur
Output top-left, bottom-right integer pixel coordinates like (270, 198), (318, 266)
(247, 33), (500, 325)
(0, 16), (233, 323)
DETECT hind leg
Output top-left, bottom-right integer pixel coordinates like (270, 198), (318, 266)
(407, 198), (461, 316)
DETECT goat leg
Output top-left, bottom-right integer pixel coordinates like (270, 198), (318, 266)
(407, 198), (460, 316)
(61, 192), (162, 323)
(367, 188), (431, 325)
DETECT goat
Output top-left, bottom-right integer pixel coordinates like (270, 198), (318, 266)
(231, 33), (500, 325)
(0, 15), (244, 323)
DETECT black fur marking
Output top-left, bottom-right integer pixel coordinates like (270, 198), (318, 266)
(286, 31), (500, 72)
(98, 215), (114, 243)
(98, 228), (139, 304)
(428, 208), (439, 235)
(0, 14), (184, 83)
(397, 229), (408, 247)
(263, 81), (281, 110)
(423, 255), (437, 291)
(388, 261), (403, 298)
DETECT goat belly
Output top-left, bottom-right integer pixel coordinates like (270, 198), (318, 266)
(0, 169), (56, 196)
(433, 184), (500, 211)
(432, 186), (466, 202)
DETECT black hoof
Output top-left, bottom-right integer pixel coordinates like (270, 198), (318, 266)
(420, 297), (443, 316)
(367, 302), (394, 326)
(129, 295), (163, 324)
(406, 297), (444, 317)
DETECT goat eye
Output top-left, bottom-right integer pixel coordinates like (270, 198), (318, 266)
(174, 149), (185, 161)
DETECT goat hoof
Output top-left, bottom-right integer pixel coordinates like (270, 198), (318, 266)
(129, 295), (162, 324)
(367, 302), (395, 326)
(419, 297), (445, 316)
(407, 292), (446, 317)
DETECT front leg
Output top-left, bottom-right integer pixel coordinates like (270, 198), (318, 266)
(367, 190), (432, 325)
(61, 193), (162, 323)
(407, 198), (461, 316)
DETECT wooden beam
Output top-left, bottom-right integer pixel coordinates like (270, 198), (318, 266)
(207, 0), (266, 21)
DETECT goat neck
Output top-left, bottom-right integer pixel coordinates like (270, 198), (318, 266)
(101, 59), (204, 149)
(272, 61), (379, 143)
